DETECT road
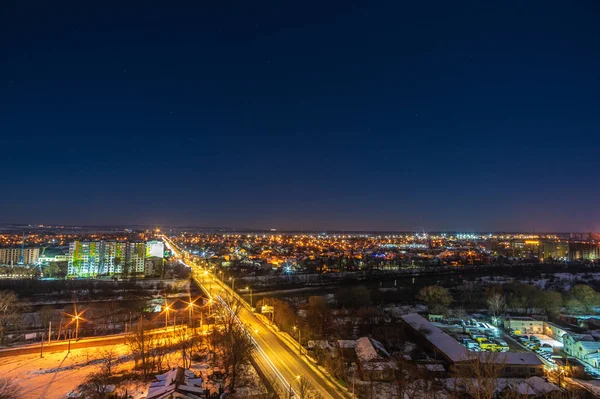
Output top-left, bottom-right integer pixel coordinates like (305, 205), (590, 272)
(163, 236), (348, 399)
(0, 326), (180, 358)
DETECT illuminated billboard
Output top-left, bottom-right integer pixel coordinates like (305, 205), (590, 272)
(146, 240), (165, 258)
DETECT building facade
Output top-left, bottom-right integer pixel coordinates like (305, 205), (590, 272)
(0, 247), (40, 265)
(540, 240), (569, 261)
(68, 240), (156, 277)
(568, 241), (600, 261)
(503, 317), (544, 334)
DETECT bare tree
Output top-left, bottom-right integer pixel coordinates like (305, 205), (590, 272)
(296, 376), (322, 399)
(0, 378), (22, 399)
(175, 326), (196, 369)
(451, 352), (506, 399)
(78, 371), (111, 399)
(38, 305), (55, 329)
(487, 293), (506, 320)
(127, 317), (170, 379)
(77, 347), (122, 398)
(217, 297), (254, 393)
(0, 291), (20, 344)
(98, 347), (118, 376)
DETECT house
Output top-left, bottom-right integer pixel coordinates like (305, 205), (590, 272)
(542, 320), (580, 343)
(503, 317), (543, 334)
(355, 337), (397, 381)
(428, 314), (444, 323)
(564, 333), (595, 356)
(147, 367), (205, 399)
(401, 313), (544, 378)
(336, 339), (357, 361)
(563, 332), (600, 370)
(501, 376), (562, 398)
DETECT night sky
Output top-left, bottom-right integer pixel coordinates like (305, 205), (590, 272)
(2, 1), (600, 232)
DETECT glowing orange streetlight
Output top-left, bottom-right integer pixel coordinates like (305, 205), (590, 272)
(65, 305), (87, 341)
(163, 303), (171, 329)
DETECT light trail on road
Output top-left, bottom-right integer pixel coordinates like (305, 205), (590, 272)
(163, 236), (347, 399)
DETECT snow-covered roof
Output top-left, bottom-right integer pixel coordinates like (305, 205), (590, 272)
(147, 367), (203, 399)
(565, 333), (595, 342)
(307, 340), (333, 349)
(337, 340), (356, 348)
(401, 314), (543, 367)
(578, 341), (600, 352)
(356, 337), (389, 362)
(401, 313), (470, 362)
(509, 376), (560, 396)
(355, 337), (397, 371)
(499, 353), (543, 367)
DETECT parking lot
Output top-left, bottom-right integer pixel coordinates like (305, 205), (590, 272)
(436, 318), (529, 354)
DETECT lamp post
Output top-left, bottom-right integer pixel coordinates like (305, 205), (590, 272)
(164, 304), (170, 329)
(74, 315), (80, 340)
(293, 326), (302, 355)
(289, 375), (300, 399)
(188, 292), (194, 327)
(246, 286), (253, 307)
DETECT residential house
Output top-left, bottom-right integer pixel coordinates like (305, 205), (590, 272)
(355, 337), (397, 381)
(147, 367), (205, 399)
(563, 333), (600, 369)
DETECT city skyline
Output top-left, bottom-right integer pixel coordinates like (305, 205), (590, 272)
(3, 1), (600, 231)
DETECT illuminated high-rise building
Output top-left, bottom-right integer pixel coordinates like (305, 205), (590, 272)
(0, 247), (40, 265)
(68, 240), (158, 277)
(568, 241), (600, 261)
(540, 239), (569, 261)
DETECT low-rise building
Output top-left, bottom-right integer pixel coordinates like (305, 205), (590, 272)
(563, 333), (600, 369)
(355, 337), (397, 381)
(147, 367), (204, 399)
(543, 320), (579, 343)
(504, 317), (544, 335)
(401, 313), (544, 378)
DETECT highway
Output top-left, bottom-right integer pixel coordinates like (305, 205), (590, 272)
(163, 236), (348, 399)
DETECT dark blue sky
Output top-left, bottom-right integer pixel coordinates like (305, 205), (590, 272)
(2, 1), (599, 231)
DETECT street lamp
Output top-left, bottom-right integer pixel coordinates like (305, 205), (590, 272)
(187, 293), (197, 329)
(66, 305), (86, 341)
(246, 286), (253, 307)
(74, 315), (80, 340)
(164, 304), (171, 329)
(293, 325), (302, 355)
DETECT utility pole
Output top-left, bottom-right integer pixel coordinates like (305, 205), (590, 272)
(40, 333), (44, 358)
(75, 316), (80, 340)
(293, 326), (302, 355)
(188, 291), (193, 327)
(48, 321), (51, 343)
(246, 286), (253, 307)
